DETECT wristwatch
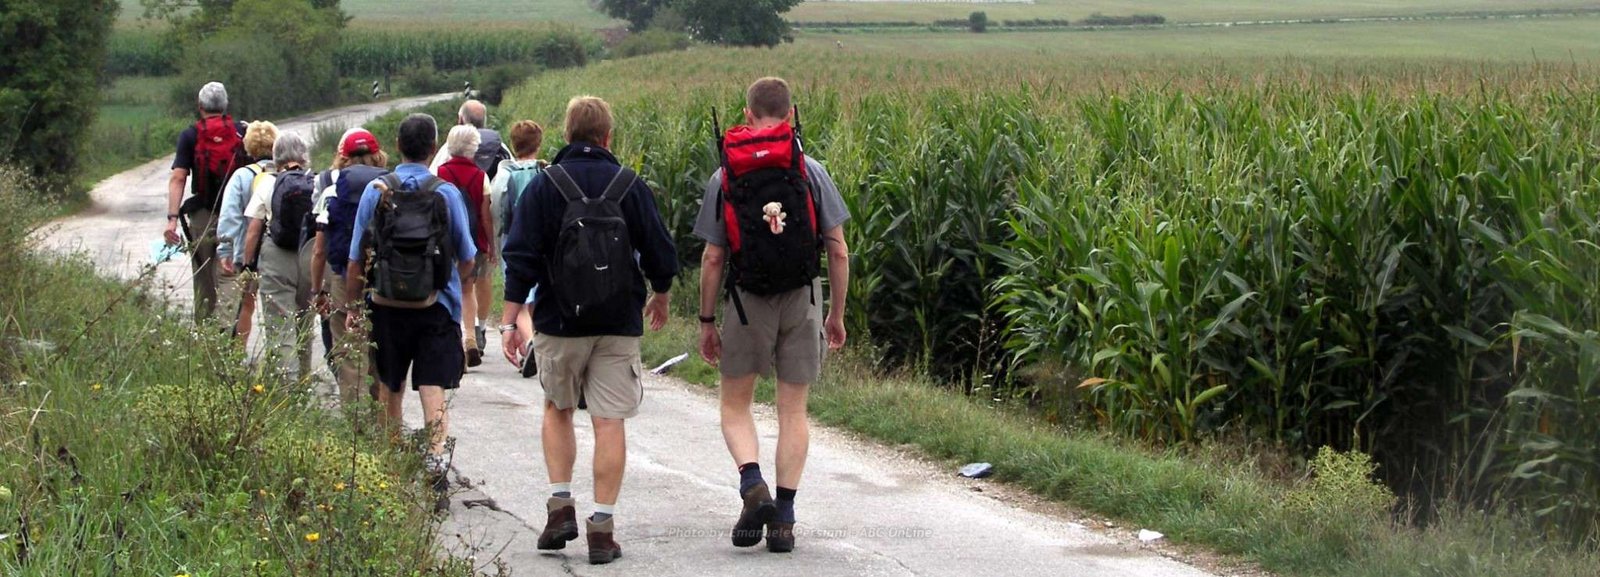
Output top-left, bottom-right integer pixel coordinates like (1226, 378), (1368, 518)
(167, 214), (180, 221)
(497, 323), (519, 334)
(698, 315), (716, 324)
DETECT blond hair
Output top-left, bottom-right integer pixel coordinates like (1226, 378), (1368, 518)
(563, 96), (613, 146)
(243, 121), (278, 159)
(332, 150), (389, 171)
(509, 120), (544, 159)
(444, 124), (481, 158)
(746, 77), (792, 121)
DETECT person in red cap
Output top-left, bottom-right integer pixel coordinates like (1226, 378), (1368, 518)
(310, 128), (391, 406)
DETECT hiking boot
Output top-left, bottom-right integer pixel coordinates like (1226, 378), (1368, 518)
(475, 325), (488, 351)
(767, 522), (795, 553)
(537, 497), (579, 550)
(465, 337), (483, 368)
(520, 342), (539, 379)
(586, 516), (623, 565)
(732, 482), (775, 548)
(425, 454), (450, 512)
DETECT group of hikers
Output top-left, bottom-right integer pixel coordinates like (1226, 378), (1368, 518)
(160, 77), (850, 565)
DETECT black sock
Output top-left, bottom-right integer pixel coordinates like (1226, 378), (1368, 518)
(738, 463), (764, 494)
(775, 486), (797, 524)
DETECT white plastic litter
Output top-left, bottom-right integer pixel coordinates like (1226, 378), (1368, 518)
(959, 462), (994, 478)
(650, 353), (690, 375)
(1138, 529), (1165, 542)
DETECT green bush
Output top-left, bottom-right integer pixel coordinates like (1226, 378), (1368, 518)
(0, 0), (118, 196)
(173, 0), (343, 119)
(614, 29), (692, 59)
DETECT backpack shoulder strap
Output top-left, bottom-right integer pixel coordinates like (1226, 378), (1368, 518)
(418, 175), (446, 194)
(601, 167), (637, 204)
(544, 165), (585, 203)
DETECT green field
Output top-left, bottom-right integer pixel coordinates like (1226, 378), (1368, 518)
(808, 15), (1600, 61)
(789, 0), (1600, 24)
(116, 0), (618, 26)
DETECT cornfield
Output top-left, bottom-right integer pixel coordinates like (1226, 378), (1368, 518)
(502, 48), (1600, 540)
(104, 24), (598, 78)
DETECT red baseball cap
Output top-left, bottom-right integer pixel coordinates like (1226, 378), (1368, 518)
(339, 128), (380, 157)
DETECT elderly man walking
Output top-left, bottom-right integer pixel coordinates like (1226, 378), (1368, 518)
(162, 82), (249, 322)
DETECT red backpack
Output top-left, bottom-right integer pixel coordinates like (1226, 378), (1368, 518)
(714, 108), (822, 317)
(190, 116), (248, 212)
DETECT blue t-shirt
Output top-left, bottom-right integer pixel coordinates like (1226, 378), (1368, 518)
(348, 163), (478, 322)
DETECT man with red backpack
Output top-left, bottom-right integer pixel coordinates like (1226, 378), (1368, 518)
(695, 77), (852, 554)
(163, 82), (252, 322)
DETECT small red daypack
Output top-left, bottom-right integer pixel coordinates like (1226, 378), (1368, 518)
(190, 116), (247, 212)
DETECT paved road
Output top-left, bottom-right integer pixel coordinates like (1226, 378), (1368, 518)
(43, 96), (1216, 577)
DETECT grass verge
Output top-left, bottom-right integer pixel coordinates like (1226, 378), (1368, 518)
(0, 169), (482, 574)
(640, 278), (1599, 577)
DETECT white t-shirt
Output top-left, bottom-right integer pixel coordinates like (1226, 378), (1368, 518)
(244, 172), (278, 221)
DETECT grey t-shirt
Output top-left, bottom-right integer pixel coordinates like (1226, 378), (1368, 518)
(693, 156), (850, 247)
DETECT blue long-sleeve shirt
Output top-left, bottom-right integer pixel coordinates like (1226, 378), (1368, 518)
(216, 159), (273, 264)
(348, 163), (478, 322)
(502, 142), (679, 337)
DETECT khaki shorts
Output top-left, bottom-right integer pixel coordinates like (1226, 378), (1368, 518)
(720, 280), (824, 385)
(535, 335), (644, 419)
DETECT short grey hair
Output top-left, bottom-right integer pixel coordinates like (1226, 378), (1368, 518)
(444, 124), (481, 158)
(198, 82), (229, 114)
(459, 100), (487, 128)
(273, 132), (309, 167)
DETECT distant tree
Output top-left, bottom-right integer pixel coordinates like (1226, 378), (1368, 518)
(602, 0), (799, 46)
(0, 0), (119, 195)
(969, 11), (988, 33)
(678, 0), (801, 47)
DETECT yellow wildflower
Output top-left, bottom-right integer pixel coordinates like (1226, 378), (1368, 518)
(91, 383), (103, 392)
(334, 482), (347, 491)
(378, 481), (389, 490)
(304, 532), (320, 543)
(251, 384), (265, 394)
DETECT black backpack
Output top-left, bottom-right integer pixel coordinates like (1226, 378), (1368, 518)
(326, 165), (390, 274)
(545, 164), (638, 322)
(367, 174), (452, 305)
(269, 169), (317, 250)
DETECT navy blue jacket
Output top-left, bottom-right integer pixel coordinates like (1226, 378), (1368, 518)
(503, 142), (679, 337)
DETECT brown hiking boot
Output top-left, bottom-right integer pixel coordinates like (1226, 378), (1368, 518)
(537, 497), (579, 550)
(732, 482), (775, 548)
(586, 516), (623, 565)
(767, 522), (795, 553)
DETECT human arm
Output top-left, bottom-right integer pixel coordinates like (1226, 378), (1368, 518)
(823, 226), (849, 350)
(164, 168), (188, 245)
(480, 174), (497, 264)
(242, 218), (265, 270)
(311, 230), (330, 314)
(698, 243), (727, 364)
(624, 179), (678, 330)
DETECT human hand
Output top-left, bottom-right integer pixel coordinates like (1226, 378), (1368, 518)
(699, 323), (722, 366)
(163, 220), (182, 246)
(344, 305), (364, 335)
(313, 291), (331, 316)
(220, 259), (236, 276)
(502, 327), (526, 367)
(825, 315), (848, 351)
(644, 292), (670, 332)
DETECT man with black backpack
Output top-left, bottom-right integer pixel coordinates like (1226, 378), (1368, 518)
(242, 133), (317, 381)
(695, 77), (852, 554)
(345, 114), (478, 508)
(499, 96), (679, 566)
(310, 128), (390, 406)
(162, 81), (251, 322)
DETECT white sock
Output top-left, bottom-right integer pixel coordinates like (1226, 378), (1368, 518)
(593, 502), (615, 521)
(551, 482), (572, 498)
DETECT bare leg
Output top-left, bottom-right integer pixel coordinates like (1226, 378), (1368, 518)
(774, 381), (811, 490)
(543, 401), (577, 484)
(377, 384), (404, 442)
(592, 416), (627, 506)
(418, 386), (449, 455)
(720, 374), (761, 467)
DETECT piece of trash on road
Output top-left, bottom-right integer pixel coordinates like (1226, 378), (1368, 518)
(650, 353), (689, 375)
(151, 240), (183, 265)
(959, 462), (993, 478)
(1138, 529), (1165, 542)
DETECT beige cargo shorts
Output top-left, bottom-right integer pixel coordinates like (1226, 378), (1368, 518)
(534, 334), (644, 420)
(720, 279), (825, 385)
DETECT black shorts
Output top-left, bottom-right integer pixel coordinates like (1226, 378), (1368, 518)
(370, 303), (464, 392)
